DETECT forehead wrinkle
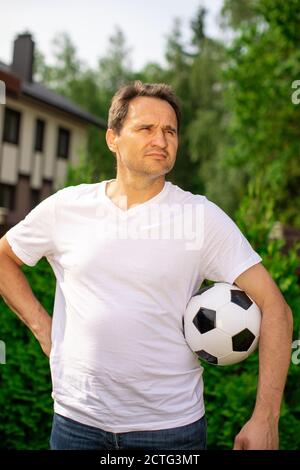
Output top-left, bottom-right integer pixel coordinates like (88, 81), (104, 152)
(126, 99), (177, 128)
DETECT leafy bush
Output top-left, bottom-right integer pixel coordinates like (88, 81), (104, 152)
(0, 259), (55, 449)
(203, 173), (300, 449)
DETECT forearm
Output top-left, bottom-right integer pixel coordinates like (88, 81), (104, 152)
(253, 300), (293, 421)
(0, 253), (51, 341)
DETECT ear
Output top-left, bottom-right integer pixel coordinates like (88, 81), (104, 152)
(106, 128), (118, 153)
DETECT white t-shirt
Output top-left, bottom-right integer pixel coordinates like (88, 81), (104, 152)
(5, 179), (262, 432)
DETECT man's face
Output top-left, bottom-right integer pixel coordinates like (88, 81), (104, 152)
(106, 96), (179, 179)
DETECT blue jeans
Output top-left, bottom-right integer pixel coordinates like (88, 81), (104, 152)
(50, 413), (207, 450)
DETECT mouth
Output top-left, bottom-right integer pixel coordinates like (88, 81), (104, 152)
(145, 153), (167, 160)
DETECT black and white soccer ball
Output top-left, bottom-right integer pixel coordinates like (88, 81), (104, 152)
(183, 282), (261, 366)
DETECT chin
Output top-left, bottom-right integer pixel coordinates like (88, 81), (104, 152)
(148, 170), (172, 178)
(146, 162), (173, 172)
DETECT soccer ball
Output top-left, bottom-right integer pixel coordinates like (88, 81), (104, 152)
(183, 282), (261, 366)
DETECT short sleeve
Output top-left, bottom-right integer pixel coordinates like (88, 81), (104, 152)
(5, 191), (59, 267)
(200, 198), (262, 284)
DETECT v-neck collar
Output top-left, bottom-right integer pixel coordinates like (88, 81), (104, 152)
(100, 179), (170, 217)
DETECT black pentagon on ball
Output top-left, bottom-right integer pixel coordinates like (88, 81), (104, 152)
(232, 328), (255, 351)
(193, 308), (216, 333)
(196, 350), (218, 364)
(231, 289), (253, 310)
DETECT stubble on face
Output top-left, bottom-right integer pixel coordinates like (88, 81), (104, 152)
(114, 97), (178, 180)
(117, 149), (175, 178)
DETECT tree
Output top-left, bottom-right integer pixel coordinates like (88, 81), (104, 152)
(191, 6), (207, 47)
(164, 9), (235, 211)
(34, 33), (83, 97)
(220, 0), (260, 30)
(134, 62), (167, 84)
(223, 0), (300, 226)
(34, 30), (135, 183)
(97, 26), (133, 98)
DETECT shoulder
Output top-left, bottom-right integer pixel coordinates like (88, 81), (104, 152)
(53, 182), (102, 206)
(167, 182), (237, 227)
(166, 181), (207, 206)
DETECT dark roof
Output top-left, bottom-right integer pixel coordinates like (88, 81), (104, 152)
(0, 60), (106, 128)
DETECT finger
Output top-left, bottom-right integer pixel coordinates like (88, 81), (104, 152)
(233, 438), (243, 450)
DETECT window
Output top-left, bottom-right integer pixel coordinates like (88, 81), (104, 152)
(3, 107), (21, 145)
(30, 189), (40, 209)
(0, 183), (15, 210)
(34, 119), (45, 152)
(57, 127), (70, 159)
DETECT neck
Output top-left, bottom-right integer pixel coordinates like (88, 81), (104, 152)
(106, 174), (166, 210)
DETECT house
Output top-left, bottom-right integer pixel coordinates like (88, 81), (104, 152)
(0, 33), (106, 236)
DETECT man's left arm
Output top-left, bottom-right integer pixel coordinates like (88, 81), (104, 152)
(232, 262), (293, 450)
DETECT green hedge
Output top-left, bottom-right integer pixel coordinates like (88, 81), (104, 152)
(0, 259), (55, 449)
(204, 175), (300, 449)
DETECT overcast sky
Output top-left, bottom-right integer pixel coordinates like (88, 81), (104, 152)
(0, 0), (224, 71)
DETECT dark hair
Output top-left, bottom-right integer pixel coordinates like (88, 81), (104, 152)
(108, 80), (181, 134)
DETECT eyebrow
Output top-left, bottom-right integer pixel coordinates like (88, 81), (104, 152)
(135, 123), (177, 134)
(164, 125), (177, 134)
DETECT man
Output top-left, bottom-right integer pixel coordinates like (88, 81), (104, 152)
(0, 81), (293, 450)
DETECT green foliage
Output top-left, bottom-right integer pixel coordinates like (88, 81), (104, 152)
(220, 0), (260, 30)
(203, 173), (300, 449)
(0, 259), (56, 449)
(64, 146), (114, 187)
(204, 356), (259, 449)
(97, 27), (133, 96)
(235, 173), (300, 449)
(134, 62), (167, 84)
(223, 0), (300, 225)
(34, 30), (131, 184)
(164, 14), (232, 204)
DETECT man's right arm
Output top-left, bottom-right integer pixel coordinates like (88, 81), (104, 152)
(0, 235), (52, 357)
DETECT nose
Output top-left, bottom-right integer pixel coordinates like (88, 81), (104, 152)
(151, 128), (168, 149)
